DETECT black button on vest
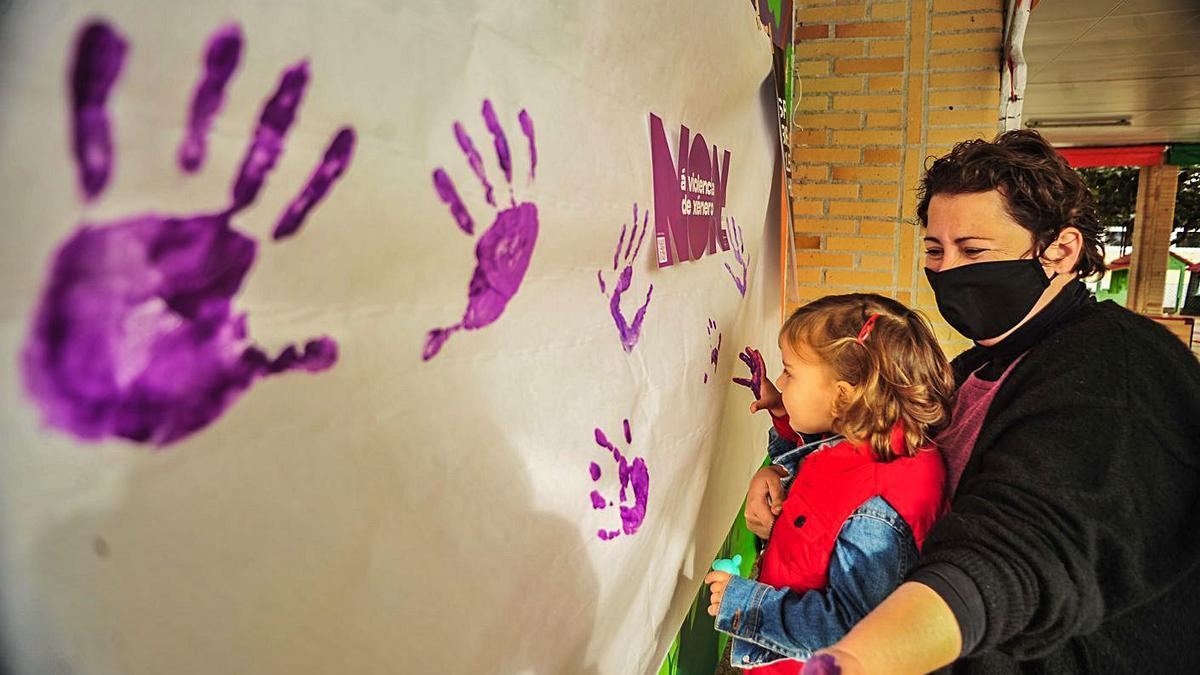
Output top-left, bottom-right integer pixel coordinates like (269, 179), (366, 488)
(793, 515), (806, 528)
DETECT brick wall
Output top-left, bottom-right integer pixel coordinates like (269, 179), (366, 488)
(788, 0), (1005, 357)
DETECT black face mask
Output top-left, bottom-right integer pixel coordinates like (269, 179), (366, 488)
(924, 258), (1056, 341)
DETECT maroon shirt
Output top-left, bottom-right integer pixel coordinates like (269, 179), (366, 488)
(936, 355), (1026, 497)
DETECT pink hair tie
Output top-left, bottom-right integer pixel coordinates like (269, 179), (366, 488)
(856, 313), (880, 344)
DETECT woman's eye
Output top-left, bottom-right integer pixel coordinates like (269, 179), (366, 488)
(964, 248), (987, 257)
(924, 249), (943, 258)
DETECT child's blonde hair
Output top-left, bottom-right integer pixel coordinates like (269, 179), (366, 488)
(781, 293), (955, 461)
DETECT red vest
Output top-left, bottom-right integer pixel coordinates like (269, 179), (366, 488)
(753, 423), (948, 674)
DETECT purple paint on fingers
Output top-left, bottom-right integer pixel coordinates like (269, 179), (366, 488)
(613, 224), (627, 270)
(733, 347), (765, 400)
(432, 169), (473, 235)
(630, 204), (648, 261)
(24, 25), (355, 446)
(453, 122), (494, 206)
(178, 24), (242, 172)
(482, 99), (512, 188)
(274, 127), (356, 240)
(589, 419), (650, 540)
(723, 217), (749, 297)
(230, 61), (309, 212)
(518, 109), (536, 179)
(70, 21), (128, 200)
(800, 654), (842, 675)
(423, 103), (539, 361)
(244, 337), (338, 373)
(599, 204), (654, 353)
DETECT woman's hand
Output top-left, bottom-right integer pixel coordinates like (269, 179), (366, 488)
(704, 570), (732, 617)
(744, 465), (787, 538)
(800, 650), (865, 675)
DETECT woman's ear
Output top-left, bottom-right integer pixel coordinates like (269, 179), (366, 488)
(1042, 226), (1083, 275)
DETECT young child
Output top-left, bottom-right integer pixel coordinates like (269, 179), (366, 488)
(706, 293), (956, 673)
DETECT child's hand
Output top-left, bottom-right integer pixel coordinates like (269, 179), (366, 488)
(733, 347), (786, 417)
(745, 465), (787, 538)
(704, 570), (732, 617)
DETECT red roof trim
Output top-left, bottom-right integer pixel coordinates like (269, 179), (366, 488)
(1058, 145), (1166, 168)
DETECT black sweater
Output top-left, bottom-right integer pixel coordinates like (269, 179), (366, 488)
(910, 299), (1200, 673)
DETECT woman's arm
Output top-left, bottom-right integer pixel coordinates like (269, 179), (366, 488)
(806, 581), (961, 675)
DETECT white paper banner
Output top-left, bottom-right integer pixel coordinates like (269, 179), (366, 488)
(0, 1), (780, 673)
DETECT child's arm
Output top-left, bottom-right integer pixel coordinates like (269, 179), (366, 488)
(708, 496), (918, 667)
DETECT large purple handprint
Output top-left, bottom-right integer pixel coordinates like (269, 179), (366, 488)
(588, 418), (650, 541)
(422, 101), (538, 361)
(597, 203), (654, 353)
(723, 216), (749, 297)
(21, 21), (356, 446)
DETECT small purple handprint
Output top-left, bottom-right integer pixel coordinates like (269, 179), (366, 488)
(422, 101), (538, 361)
(588, 418), (650, 541)
(723, 216), (749, 297)
(22, 21), (356, 446)
(732, 346), (766, 400)
(703, 319), (722, 384)
(597, 203), (654, 353)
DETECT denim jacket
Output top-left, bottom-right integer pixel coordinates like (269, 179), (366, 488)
(715, 429), (921, 667)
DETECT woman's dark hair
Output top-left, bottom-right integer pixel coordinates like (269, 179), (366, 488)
(915, 129), (1106, 279)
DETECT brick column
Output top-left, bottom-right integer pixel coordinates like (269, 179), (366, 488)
(1127, 164), (1181, 314)
(788, 0), (1003, 357)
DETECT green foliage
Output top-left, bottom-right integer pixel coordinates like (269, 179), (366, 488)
(1077, 166), (1200, 248)
(1176, 168), (1200, 246)
(1077, 167), (1138, 248)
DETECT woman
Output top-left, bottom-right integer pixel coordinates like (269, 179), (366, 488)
(744, 130), (1200, 673)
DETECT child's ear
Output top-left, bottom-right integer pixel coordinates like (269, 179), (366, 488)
(831, 381), (854, 418)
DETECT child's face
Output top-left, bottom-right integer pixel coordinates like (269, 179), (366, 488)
(776, 338), (842, 435)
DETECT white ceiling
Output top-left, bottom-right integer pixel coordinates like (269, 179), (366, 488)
(1021, 0), (1200, 147)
